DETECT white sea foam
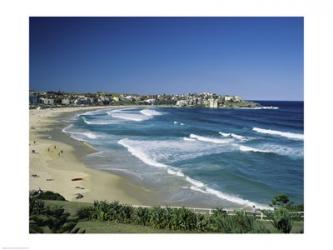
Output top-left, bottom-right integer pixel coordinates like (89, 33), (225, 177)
(111, 113), (149, 122)
(106, 107), (135, 115)
(167, 169), (185, 177)
(219, 132), (230, 137)
(62, 124), (73, 133)
(81, 132), (99, 139)
(204, 187), (269, 209)
(118, 139), (168, 168)
(183, 137), (196, 142)
(240, 106), (279, 110)
(180, 123), (184, 126)
(239, 145), (269, 153)
(186, 178), (269, 209)
(185, 176), (205, 188)
(82, 117), (119, 125)
(190, 185), (208, 194)
(70, 131), (101, 140)
(118, 138), (269, 209)
(173, 121), (178, 124)
(106, 110), (120, 115)
(189, 134), (233, 144)
(239, 144), (303, 158)
(219, 132), (246, 141)
(259, 144), (303, 158)
(253, 127), (304, 140)
(117, 137), (231, 164)
(254, 106), (279, 110)
(140, 109), (163, 117)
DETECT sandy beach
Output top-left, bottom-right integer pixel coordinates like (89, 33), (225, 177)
(29, 106), (153, 204)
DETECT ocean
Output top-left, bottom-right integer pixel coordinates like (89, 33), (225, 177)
(63, 101), (304, 209)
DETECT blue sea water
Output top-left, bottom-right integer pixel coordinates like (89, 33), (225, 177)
(63, 101), (304, 209)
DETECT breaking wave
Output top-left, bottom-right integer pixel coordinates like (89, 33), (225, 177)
(140, 109), (164, 117)
(117, 138), (268, 208)
(253, 127), (304, 140)
(82, 117), (119, 125)
(219, 132), (246, 141)
(189, 134), (233, 144)
(239, 145), (269, 153)
(118, 139), (168, 168)
(110, 113), (149, 122)
(183, 137), (196, 142)
(240, 106), (279, 110)
(239, 144), (303, 158)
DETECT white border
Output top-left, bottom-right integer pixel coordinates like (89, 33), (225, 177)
(1, 0), (333, 249)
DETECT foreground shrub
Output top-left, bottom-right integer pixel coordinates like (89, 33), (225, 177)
(133, 207), (150, 226)
(271, 208), (293, 233)
(77, 206), (95, 220)
(30, 190), (66, 201)
(29, 195), (84, 233)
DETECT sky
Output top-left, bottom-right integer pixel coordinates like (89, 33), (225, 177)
(30, 17), (303, 101)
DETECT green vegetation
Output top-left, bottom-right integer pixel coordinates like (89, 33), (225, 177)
(271, 208), (293, 233)
(75, 201), (269, 233)
(30, 190), (66, 201)
(76, 221), (185, 233)
(30, 191), (304, 233)
(262, 194), (304, 233)
(29, 195), (85, 233)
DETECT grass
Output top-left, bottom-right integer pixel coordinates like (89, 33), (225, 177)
(44, 200), (91, 215)
(261, 220), (303, 233)
(76, 221), (186, 233)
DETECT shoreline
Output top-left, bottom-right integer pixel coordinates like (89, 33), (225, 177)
(29, 105), (280, 210)
(29, 106), (156, 204)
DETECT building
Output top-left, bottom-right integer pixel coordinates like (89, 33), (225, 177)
(112, 96), (119, 102)
(176, 100), (187, 107)
(61, 98), (70, 105)
(223, 96), (233, 102)
(40, 97), (54, 105)
(144, 98), (156, 105)
(207, 98), (218, 108)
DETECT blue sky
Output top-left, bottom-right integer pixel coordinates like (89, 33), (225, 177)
(30, 17), (303, 100)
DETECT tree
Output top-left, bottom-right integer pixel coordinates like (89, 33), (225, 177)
(271, 194), (290, 207)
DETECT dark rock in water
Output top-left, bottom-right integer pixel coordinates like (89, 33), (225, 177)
(31, 174), (39, 178)
(46, 178), (54, 181)
(75, 186), (85, 189)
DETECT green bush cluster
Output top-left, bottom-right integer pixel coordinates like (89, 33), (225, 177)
(29, 194), (84, 233)
(77, 201), (270, 233)
(30, 190), (66, 201)
(264, 208), (293, 233)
